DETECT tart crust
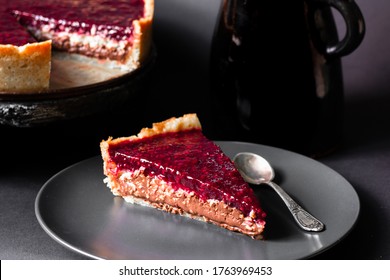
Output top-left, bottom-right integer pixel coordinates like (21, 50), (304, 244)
(0, 40), (51, 92)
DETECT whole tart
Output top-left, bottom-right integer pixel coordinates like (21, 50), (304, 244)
(100, 114), (266, 239)
(0, 0), (154, 92)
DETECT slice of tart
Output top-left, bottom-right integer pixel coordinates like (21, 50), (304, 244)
(100, 114), (266, 239)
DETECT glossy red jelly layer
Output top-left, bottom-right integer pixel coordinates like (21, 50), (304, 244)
(0, 0), (145, 45)
(108, 129), (266, 222)
(0, 11), (34, 46)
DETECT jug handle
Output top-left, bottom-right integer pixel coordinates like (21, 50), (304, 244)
(309, 0), (365, 57)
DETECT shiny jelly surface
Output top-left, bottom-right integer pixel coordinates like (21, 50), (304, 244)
(0, 10), (33, 45)
(0, 0), (145, 45)
(108, 129), (266, 221)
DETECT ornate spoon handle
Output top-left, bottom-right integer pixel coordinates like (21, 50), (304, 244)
(267, 181), (325, 232)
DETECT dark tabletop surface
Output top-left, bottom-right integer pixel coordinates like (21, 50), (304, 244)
(1, 0), (389, 260)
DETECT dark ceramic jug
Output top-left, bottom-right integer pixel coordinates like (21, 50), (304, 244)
(209, 0), (365, 157)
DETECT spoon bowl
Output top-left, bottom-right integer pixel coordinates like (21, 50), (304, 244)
(233, 152), (325, 232)
(233, 151), (275, 184)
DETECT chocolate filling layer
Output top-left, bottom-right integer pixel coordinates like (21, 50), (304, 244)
(105, 170), (265, 239)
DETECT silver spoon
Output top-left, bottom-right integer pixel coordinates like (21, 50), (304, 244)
(233, 152), (325, 232)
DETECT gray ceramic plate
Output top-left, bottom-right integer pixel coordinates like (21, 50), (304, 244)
(35, 141), (360, 259)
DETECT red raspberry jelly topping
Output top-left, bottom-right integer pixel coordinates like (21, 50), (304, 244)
(108, 129), (266, 222)
(0, 12), (35, 46)
(0, 0), (145, 45)
(11, 0), (146, 42)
